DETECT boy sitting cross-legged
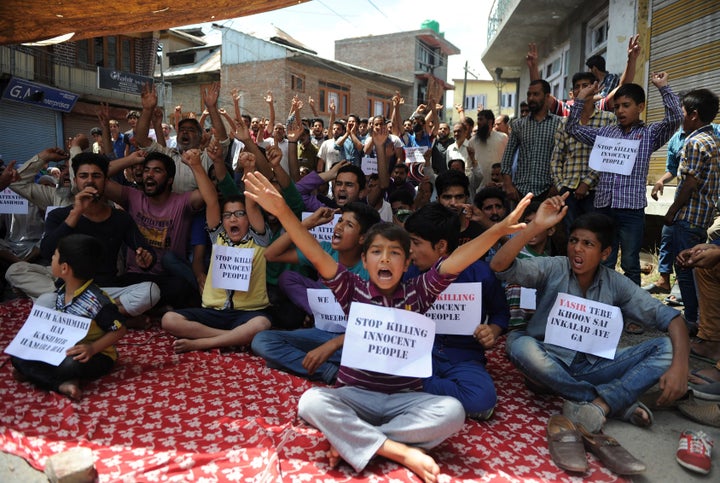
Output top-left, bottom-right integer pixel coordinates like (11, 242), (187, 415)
(243, 165), (531, 482)
(161, 149), (272, 353)
(490, 193), (689, 433)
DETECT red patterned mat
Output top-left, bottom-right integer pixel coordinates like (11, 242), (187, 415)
(0, 298), (625, 482)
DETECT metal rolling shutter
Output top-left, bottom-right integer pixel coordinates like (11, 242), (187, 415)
(0, 100), (59, 165)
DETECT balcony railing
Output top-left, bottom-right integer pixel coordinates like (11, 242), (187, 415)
(487, 0), (518, 44)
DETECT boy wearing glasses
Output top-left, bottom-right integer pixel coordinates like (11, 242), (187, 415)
(161, 150), (272, 353)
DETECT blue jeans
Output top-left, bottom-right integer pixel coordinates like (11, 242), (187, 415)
(423, 350), (496, 416)
(670, 220), (707, 323)
(658, 225), (674, 275)
(597, 207), (644, 285)
(250, 328), (341, 384)
(560, 188), (595, 236)
(506, 331), (672, 416)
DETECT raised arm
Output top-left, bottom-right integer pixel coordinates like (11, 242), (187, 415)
(390, 92), (403, 137)
(233, 115), (274, 181)
(244, 171), (338, 279)
(526, 43), (541, 81)
(603, 34), (640, 105)
(231, 88), (242, 122)
(203, 82), (228, 143)
(265, 207), (335, 263)
(442, 193), (533, 275)
(308, 95), (320, 118)
(152, 108), (166, 147)
(135, 83), (157, 148)
(366, 123), (390, 208)
(286, 109), (304, 182)
(183, 149), (216, 225)
(97, 103), (113, 156)
(490, 193), (569, 273)
(265, 90), (276, 131)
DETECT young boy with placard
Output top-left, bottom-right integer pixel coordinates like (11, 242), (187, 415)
(8, 234), (127, 400)
(490, 193), (690, 433)
(243, 167), (530, 482)
(403, 202), (510, 420)
(251, 201), (380, 384)
(161, 149), (271, 353)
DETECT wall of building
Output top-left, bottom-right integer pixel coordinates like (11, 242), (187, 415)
(335, 33), (418, 83)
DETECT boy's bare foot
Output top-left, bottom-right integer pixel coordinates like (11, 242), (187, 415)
(12, 368), (28, 382)
(327, 445), (342, 468)
(689, 366), (720, 385)
(377, 440), (440, 483)
(58, 380), (82, 400)
(173, 338), (201, 353)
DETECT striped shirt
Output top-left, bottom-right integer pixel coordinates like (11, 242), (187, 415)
(674, 125), (720, 228)
(566, 86), (683, 209)
(500, 112), (561, 196)
(551, 110), (616, 191)
(325, 259), (457, 393)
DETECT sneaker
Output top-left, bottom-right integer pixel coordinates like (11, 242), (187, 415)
(676, 430), (713, 474)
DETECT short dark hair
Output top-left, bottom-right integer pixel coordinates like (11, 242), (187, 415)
(474, 187), (507, 210)
(313, 118), (325, 127)
(404, 202), (460, 254)
(435, 170), (469, 197)
(682, 88), (720, 124)
(362, 222), (410, 257)
(571, 71), (597, 87)
(569, 213), (616, 249)
(72, 152), (109, 177)
(478, 109), (495, 123)
(530, 79), (551, 95)
(392, 163), (409, 173)
(57, 234), (104, 280)
(144, 151), (176, 179)
(388, 189), (415, 207)
(491, 162), (501, 169)
(448, 159), (466, 171)
(586, 54), (606, 72)
(342, 202), (381, 235)
(336, 164), (366, 190)
(241, 114), (251, 125)
(359, 118), (369, 125)
(522, 200), (543, 220)
(221, 193), (246, 211)
(347, 114), (360, 123)
(615, 83), (646, 105)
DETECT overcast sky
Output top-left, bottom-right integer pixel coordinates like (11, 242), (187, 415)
(186, 0), (494, 82)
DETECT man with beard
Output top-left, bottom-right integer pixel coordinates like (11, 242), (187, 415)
(333, 114), (364, 167)
(310, 118), (326, 149)
(446, 123), (482, 198)
(501, 80), (561, 202)
(4, 153), (161, 324)
(469, 110), (508, 192)
(133, 82), (229, 194)
(318, 121), (347, 172)
(103, 151), (207, 310)
(430, 122), (454, 176)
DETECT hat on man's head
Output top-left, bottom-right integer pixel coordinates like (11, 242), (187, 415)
(90, 127), (102, 136)
(126, 111), (140, 119)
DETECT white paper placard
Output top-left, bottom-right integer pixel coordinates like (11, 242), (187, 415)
(403, 146), (428, 163)
(0, 188), (29, 214)
(361, 155), (378, 175)
(544, 292), (623, 359)
(307, 288), (347, 333)
(520, 287), (537, 310)
(210, 245), (254, 291)
(425, 283), (483, 335)
(341, 302), (435, 377)
(588, 136), (641, 175)
(302, 212), (340, 243)
(4, 304), (92, 366)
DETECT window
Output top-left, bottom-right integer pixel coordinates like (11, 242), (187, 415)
(586, 8), (609, 57)
(318, 81), (350, 115)
(416, 41), (440, 73)
(542, 43), (570, 101)
(291, 73), (305, 92)
(76, 36), (136, 72)
(464, 94), (486, 111)
(367, 93), (391, 118)
(501, 93), (515, 109)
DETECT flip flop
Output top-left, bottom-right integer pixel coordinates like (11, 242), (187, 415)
(621, 401), (654, 428)
(689, 381), (720, 402)
(547, 415), (588, 473)
(577, 425), (646, 475)
(690, 368), (720, 384)
(678, 399), (720, 428)
(664, 295), (684, 307)
(641, 283), (670, 294)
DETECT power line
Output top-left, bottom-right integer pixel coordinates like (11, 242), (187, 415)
(366, 0), (388, 18)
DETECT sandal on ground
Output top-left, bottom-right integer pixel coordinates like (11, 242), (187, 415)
(624, 321), (645, 335)
(621, 401), (654, 428)
(641, 282), (670, 294)
(677, 399), (720, 428)
(689, 381), (720, 402)
(547, 415), (588, 473)
(562, 400), (606, 433)
(664, 294), (684, 307)
(577, 425), (646, 475)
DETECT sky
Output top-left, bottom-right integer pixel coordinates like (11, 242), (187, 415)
(184, 0), (494, 83)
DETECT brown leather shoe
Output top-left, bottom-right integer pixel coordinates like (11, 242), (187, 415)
(547, 415), (588, 473)
(578, 425), (646, 475)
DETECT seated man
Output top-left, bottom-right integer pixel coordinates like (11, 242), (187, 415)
(161, 149), (271, 353)
(404, 203), (510, 420)
(490, 194), (689, 433)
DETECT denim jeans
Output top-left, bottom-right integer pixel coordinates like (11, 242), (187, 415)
(250, 328), (341, 384)
(506, 330), (673, 416)
(597, 207), (644, 285)
(423, 351), (496, 415)
(560, 188), (595, 236)
(658, 224), (674, 275)
(670, 220), (707, 323)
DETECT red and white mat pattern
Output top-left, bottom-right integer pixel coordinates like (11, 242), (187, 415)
(0, 299), (624, 482)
